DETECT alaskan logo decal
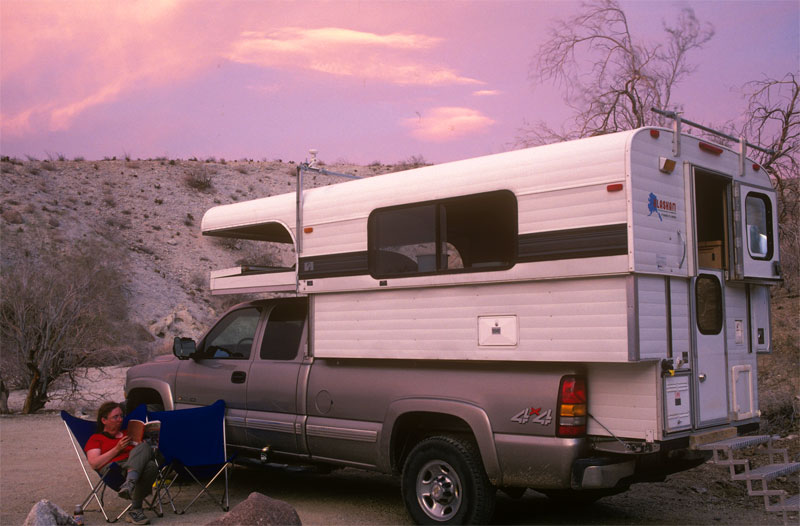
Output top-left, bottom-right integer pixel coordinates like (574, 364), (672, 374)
(647, 192), (677, 221)
(511, 407), (553, 426)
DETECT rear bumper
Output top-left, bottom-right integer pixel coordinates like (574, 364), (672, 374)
(494, 433), (586, 488)
(572, 457), (636, 489)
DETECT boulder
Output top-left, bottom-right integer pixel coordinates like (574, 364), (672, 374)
(23, 500), (75, 526)
(206, 492), (301, 526)
(148, 305), (205, 341)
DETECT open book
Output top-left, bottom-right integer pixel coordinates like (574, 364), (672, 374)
(126, 419), (161, 446)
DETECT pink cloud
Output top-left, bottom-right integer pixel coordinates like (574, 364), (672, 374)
(227, 27), (482, 86)
(402, 107), (495, 142)
(0, 1), (225, 136)
(473, 89), (501, 96)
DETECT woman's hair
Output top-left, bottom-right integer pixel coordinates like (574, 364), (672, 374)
(96, 401), (122, 433)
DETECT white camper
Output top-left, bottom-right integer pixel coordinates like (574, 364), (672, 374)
(201, 125), (780, 443)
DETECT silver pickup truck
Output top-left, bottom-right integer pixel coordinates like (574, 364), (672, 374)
(125, 296), (706, 525)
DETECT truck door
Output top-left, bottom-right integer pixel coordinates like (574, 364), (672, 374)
(245, 298), (307, 454)
(174, 305), (262, 446)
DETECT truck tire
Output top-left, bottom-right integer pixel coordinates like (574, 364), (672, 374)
(401, 435), (495, 525)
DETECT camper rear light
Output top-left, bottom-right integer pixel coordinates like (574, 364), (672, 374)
(649, 129), (660, 138)
(557, 375), (587, 437)
(698, 142), (723, 156)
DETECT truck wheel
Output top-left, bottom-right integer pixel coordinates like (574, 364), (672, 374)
(401, 436), (495, 525)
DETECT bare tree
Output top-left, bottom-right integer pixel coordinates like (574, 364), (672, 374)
(520, 0), (713, 145)
(739, 73), (799, 292)
(0, 242), (130, 413)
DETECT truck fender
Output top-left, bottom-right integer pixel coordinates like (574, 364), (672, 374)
(380, 398), (502, 486)
(124, 378), (175, 411)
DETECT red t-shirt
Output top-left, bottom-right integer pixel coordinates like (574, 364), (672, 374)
(84, 431), (133, 465)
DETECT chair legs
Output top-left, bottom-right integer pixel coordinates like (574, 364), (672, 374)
(152, 462), (231, 515)
(78, 479), (133, 523)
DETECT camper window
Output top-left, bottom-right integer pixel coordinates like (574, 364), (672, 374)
(745, 193), (772, 260)
(695, 274), (723, 335)
(368, 190), (517, 278)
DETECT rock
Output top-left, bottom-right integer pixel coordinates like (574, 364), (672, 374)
(23, 500), (75, 526)
(2, 209), (24, 224)
(148, 305), (205, 340)
(206, 492), (301, 526)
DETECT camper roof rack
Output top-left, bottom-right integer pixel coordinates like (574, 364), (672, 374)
(295, 149), (361, 254)
(651, 108), (774, 178)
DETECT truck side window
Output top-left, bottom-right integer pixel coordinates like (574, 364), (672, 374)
(745, 193), (772, 259)
(260, 301), (307, 360)
(199, 307), (260, 359)
(368, 190), (517, 277)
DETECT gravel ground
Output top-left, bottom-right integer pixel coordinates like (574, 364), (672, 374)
(1, 411), (793, 526)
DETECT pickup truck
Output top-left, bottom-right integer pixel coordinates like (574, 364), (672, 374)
(125, 296), (705, 525)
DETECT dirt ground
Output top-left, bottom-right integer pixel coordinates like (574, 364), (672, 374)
(1, 411), (795, 526)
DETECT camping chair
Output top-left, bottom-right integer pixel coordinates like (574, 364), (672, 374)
(61, 404), (147, 523)
(149, 399), (233, 515)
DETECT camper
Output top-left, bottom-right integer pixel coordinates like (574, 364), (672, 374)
(125, 123), (790, 524)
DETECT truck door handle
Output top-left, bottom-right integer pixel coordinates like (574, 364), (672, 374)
(231, 371), (246, 384)
(698, 373), (707, 382)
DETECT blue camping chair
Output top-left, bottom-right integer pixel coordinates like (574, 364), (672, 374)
(61, 405), (147, 523)
(149, 400), (233, 514)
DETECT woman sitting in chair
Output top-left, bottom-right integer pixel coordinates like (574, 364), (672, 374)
(85, 402), (159, 525)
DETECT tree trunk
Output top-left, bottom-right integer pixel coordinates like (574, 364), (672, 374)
(0, 378), (9, 414)
(22, 370), (46, 414)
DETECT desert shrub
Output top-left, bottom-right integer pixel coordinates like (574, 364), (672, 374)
(390, 155), (431, 172)
(211, 235), (240, 250)
(184, 166), (214, 191)
(0, 241), (131, 413)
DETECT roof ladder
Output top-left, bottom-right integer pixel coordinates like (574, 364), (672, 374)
(651, 108), (774, 178)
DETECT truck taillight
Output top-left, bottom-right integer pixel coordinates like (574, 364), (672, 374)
(557, 375), (587, 437)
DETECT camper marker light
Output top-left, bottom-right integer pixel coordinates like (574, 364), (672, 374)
(607, 183), (623, 192)
(659, 157), (676, 174)
(304, 227), (313, 234)
(752, 163), (761, 172)
(649, 129), (660, 138)
(698, 142), (723, 155)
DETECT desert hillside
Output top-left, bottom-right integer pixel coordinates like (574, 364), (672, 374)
(0, 156), (398, 357)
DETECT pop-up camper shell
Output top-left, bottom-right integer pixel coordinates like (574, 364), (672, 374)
(201, 126), (780, 443)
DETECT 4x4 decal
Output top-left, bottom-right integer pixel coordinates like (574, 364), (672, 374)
(510, 407), (553, 426)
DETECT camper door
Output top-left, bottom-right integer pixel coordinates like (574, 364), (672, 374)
(736, 184), (780, 280)
(689, 167), (732, 427)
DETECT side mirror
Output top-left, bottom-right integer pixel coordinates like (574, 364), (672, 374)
(173, 337), (197, 360)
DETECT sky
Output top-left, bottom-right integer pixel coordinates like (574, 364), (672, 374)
(1, 0), (798, 165)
